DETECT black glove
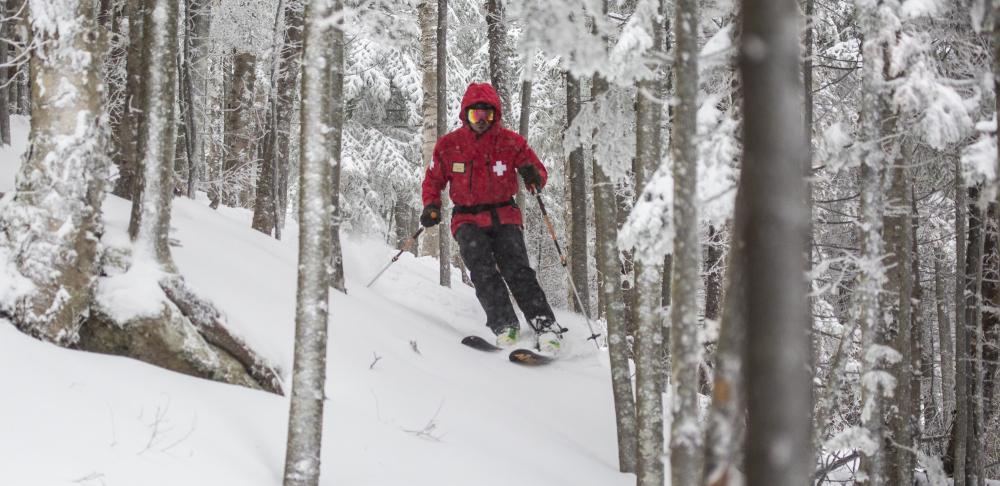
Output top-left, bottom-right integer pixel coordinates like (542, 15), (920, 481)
(518, 165), (543, 193)
(420, 204), (441, 228)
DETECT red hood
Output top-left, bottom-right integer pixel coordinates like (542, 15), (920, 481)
(460, 83), (503, 124)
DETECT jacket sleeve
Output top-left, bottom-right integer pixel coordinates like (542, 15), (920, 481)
(421, 139), (448, 207)
(512, 134), (548, 190)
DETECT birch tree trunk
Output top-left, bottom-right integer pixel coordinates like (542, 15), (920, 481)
(670, 0), (703, 480)
(282, 0), (334, 484)
(436, 0), (450, 288)
(418, 0), (438, 258)
(132, 0), (179, 270)
(0, 0), (110, 344)
(740, 0), (811, 483)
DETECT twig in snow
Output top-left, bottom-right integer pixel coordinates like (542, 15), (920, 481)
(409, 340), (421, 355)
(370, 352), (382, 370)
(71, 472), (107, 486)
(403, 400), (446, 442)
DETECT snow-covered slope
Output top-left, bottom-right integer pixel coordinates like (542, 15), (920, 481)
(1, 133), (632, 485)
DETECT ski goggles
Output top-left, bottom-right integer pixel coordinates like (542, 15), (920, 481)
(467, 107), (495, 124)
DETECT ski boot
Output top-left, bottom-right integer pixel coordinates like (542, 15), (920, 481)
(495, 326), (520, 348)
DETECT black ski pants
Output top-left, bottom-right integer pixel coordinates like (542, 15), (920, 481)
(454, 223), (556, 334)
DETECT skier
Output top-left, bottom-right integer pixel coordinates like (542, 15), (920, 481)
(420, 82), (564, 355)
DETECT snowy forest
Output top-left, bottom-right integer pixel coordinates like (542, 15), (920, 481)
(0, 0), (998, 485)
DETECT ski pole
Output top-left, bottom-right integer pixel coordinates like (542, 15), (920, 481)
(366, 226), (425, 288)
(529, 188), (602, 348)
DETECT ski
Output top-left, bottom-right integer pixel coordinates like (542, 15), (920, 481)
(508, 348), (554, 366)
(461, 335), (502, 352)
(462, 336), (555, 365)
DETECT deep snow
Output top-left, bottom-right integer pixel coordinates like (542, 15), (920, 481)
(0, 118), (633, 486)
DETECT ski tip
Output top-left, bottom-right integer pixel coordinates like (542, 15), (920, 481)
(461, 335), (503, 352)
(508, 349), (554, 366)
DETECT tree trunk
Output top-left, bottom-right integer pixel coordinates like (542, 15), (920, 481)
(484, 0), (510, 114)
(132, 0), (179, 270)
(251, 0), (286, 237)
(0, 0), (11, 146)
(117, 0), (146, 202)
(418, 0), (438, 257)
(702, 218), (747, 486)
(591, 47), (637, 471)
(884, 151), (913, 486)
(740, 0), (812, 483)
(275, 0), (305, 235)
(670, 0), (703, 480)
(436, 0), (450, 288)
(982, 202), (999, 420)
(964, 191), (986, 486)
(948, 158), (969, 485)
(566, 72), (590, 315)
(182, 0), (211, 198)
(935, 247), (956, 427)
(0, 0), (110, 344)
(633, 4), (667, 485)
(704, 225), (723, 322)
(516, 76), (531, 212)
(222, 51), (258, 208)
(329, 10), (346, 293)
(281, 0), (335, 484)
(912, 186), (933, 433)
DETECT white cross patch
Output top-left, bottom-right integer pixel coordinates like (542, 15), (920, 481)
(492, 160), (507, 177)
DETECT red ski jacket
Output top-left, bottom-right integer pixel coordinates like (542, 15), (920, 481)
(421, 83), (548, 236)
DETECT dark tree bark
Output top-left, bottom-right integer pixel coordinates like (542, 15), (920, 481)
(253, 0), (300, 237)
(515, 75), (531, 212)
(182, 0), (211, 198)
(118, 0), (147, 204)
(0, 0), (12, 146)
(740, 0), (812, 483)
(704, 224), (723, 321)
(565, 72), (590, 315)
(222, 51), (258, 208)
(946, 159), (969, 484)
(935, 247), (955, 425)
(484, 0), (510, 113)
(329, 15), (346, 292)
